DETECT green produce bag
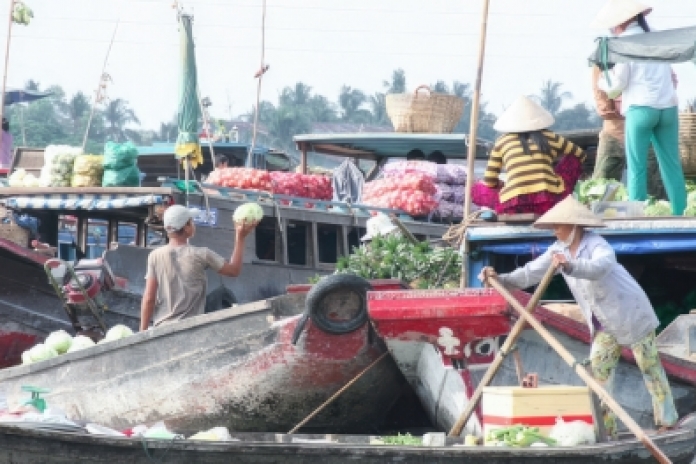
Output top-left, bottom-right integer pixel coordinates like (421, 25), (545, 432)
(103, 141), (139, 170)
(102, 165), (141, 187)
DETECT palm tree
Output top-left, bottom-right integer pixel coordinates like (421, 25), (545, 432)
(307, 95), (337, 122)
(451, 81), (471, 99)
(279, 82), (313, 107)
(431, 80), (449, 94)
(369, 92), (389, 126)
(24, 80), (40, 91)
(534, 80), (573, 117)
(383, 69), (406, 94)
(266, 105), (312, 154)
(103, 98), (140, 142)
(65, 92), (90, 135)
(339, 85), (370, 123)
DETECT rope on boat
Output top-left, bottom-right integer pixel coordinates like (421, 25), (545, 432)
(434, 210), (485, 287)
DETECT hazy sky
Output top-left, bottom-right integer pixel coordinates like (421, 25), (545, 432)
(5, 0), (696, 130)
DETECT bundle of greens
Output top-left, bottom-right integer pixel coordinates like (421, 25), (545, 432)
(485, 425), (556, 447)
(574, 178), (627, 205)
(335, 235), (461, 289)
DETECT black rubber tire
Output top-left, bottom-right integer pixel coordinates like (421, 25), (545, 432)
(305, 274), (372, 335)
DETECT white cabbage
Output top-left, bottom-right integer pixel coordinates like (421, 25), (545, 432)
(44, 330), (73, 354)
(27, 343), (58, 363)
(67, 335), (96, 353)
(21, 350), (33, 365)
(232, 202), (263, 224)
(100, 324), (134, 343)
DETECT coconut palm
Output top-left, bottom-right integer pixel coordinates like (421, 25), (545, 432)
(369, 92), (389, 126)
(383, 69), (406, 94)
(279, 82), (313, 107)
(103, 98), (140, 142)
(307, 95), (338, 122)
(64, 92), (90, 135)
(534, 80), (573, 117)
(339, 85), (371, 123)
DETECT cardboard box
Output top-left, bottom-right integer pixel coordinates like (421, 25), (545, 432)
(482, 386), (594, 437)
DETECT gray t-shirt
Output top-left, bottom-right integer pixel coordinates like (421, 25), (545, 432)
(145, 244), (225, 326)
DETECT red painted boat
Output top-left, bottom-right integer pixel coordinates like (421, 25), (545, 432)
(368, 287), (696, 435)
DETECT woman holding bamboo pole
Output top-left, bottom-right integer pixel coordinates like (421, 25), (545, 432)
(479, 196), (677, 438)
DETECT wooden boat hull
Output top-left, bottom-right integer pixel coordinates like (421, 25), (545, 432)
(0, 426), (693, 464)
(0, 294), (407, 434)
(368, 289), (696, 435)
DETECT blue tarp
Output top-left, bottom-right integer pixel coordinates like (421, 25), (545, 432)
(478, 235), (696, 255)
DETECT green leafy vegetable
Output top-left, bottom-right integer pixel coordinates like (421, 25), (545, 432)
(336, 235), (461, 288)
(574, 178), (627, 205)
(644, 200), (672, 217)
(379, 433), (422, 446)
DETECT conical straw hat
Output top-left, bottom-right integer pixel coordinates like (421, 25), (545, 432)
(533, 196), (606, 229)
(590, 0), (652, 29)
(493, 96), (555, 133)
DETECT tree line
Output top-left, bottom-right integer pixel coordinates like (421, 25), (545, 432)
(6, 71), (601, 158)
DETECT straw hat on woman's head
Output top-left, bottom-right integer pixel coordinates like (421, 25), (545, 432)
(493, 96), (555, 133)
(591, 0), (652, 29)
(533, 196), (606, 229)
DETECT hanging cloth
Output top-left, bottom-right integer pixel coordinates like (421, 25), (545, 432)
(331, 159), (365, 203)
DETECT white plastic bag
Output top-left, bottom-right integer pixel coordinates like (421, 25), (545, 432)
(549, 417), (596, 446)
(188, 426), (236, 441)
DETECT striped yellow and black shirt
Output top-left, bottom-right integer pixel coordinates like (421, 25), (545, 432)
(483, 130), (586, 203)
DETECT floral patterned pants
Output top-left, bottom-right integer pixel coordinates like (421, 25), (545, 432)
(590, 330), (678, 438)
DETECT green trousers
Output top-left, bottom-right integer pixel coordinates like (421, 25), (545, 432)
(625, 106), (686, 215)
(592, 133), (666, 200)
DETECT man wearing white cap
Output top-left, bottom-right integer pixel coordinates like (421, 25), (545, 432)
(139, 204), (257, 330)
(479, 196), (677, 437)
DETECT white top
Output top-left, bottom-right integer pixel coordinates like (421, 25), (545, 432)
(499, 231), (659, 346)
(597, 24), (678, 115)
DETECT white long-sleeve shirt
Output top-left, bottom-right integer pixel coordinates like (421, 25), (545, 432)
(498, 231), (658, 346)
(597, 24), (678, 115)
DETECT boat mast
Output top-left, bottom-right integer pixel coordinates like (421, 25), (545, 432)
(247, 0), (268, 167)
(460, 0), (491, 288)
(82, 21), (120, 152)
(0, 0), (16, 152)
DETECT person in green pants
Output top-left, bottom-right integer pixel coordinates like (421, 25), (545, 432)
(590, 64), (665, 199)
(593, 0), (686, 215)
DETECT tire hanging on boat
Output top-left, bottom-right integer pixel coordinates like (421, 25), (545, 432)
(305, 274), (372, 335)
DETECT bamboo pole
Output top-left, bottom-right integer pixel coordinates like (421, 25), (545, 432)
(82, 21), (120, 152)
(488, 277), (672, 464)
(288, 352), (389, 434)
(448, 263), (556, 437)
(247, 0), (267, 167)
(0, 0), (16, 151)
(460, 0), (491, 289)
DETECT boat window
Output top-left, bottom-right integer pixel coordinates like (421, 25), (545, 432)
(255, 217), (279, 262)
(317, 223), (342, 264)
(57, 215), (78, 261)
(118, 222), (138, 246)
(287, 220), (310, 266)
(86, 220), (108, 259)
(347, 227), (366, 254)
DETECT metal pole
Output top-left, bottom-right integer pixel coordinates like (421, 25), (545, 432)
(0, 0), (16, 150)
(460, 0), (491, 289)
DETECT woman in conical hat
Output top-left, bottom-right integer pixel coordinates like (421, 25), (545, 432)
(593, 0), (685, 215)
(479, 195), (678, 437)
(471, 96), (586, 216)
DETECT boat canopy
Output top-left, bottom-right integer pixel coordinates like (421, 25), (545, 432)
(589, 26), (696, 65)
(479, 234), (696, 255)
(1, 193), (165, 210)
(469, 218), (696, 255)
(293, 133), (493, 161)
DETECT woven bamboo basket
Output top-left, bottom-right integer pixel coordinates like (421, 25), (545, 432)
(0, 208), (29, 247)
(386, 85), (465, 134)
(679, 110), (696, 175)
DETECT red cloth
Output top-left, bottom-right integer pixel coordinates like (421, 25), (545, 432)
(472, 155), (583, 215)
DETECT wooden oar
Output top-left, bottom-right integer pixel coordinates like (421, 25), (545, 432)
(448, 263), (557, 437)
(488, 277), (672, 464)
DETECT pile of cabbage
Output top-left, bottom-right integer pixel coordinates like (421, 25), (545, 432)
(7, 168), (40, 187)
(39, 145), (83, 187)
(21, 325), (134, 365)
(71, 154), (104, 187)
